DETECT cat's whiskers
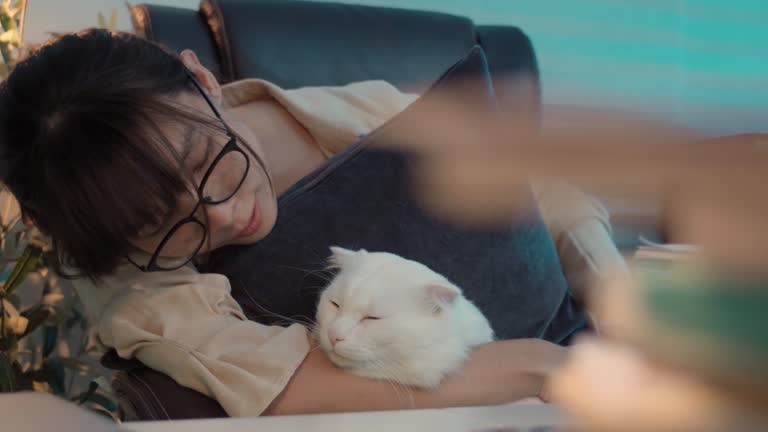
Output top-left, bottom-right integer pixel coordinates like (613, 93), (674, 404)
(307, 338), (323, 354)
(334, 345), (373, 361)
(279, 265), (336, 284)
(376, 352), (412, 377)
(251, 310), (317, 328)
(380, 340), (435, 355)
(235, 279), (318, 328)
(283, 266), (338, 297)
(367, 359), (405, 403)
(302, 285), (328, 294)
(376, 352), (422, 406)
(368, 358), (415, 408)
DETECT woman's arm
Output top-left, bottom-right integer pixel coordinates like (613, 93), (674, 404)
(530, 179), (628, 301)
(92, 267), (566, 417)
(265, 338), (566, 416)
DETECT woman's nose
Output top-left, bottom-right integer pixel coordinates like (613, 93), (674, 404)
(201, 199), (236, 229)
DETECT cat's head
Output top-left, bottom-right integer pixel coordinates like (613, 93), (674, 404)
(316, 246), (463, 371)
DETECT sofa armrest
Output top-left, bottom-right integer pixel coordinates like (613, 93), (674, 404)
(476, 25), (541, 128)
(130, 4), (229, 82)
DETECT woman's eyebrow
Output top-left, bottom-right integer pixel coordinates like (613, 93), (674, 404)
(178, 124), (198, 162)
(177, 125), (215, 170)
(191, 134), (216, 174)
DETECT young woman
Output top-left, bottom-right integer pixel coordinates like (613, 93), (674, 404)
(0, 30), (620, 417)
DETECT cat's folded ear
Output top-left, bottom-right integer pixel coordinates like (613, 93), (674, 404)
(425, 284), (460, 314)
(328, 246), (358, 268)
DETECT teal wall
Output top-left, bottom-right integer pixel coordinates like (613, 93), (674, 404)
(41, 1), (761, 134)
(312, 0), (767, 135)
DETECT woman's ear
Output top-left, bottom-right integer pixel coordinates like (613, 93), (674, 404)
(180, 49), (223, 106)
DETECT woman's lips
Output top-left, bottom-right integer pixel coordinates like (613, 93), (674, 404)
(237, 203), (262, 238)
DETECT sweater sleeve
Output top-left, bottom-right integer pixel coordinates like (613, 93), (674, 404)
(86, 269), (310, 417)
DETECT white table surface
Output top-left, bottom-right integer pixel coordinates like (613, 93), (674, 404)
(1, 392), (567, 432)
(122, 399), (566, 432)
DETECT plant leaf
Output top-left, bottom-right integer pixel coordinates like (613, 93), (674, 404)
(13, 361), (33, 390)
(109, 9), (117, 31)
(41, 359), (65, 395)
(14, 373), (32, 390)
(5, 293), (19, 309)
(0, 351), (16, 392)
(20, 303), (50, 337)
(57, 357), (91, 376)
(22, 368), (51, 382)
(42, 292), (64, 306)
(2, 245), (43, 297)
(71, 380), (98, 404)
(93, 376), (113, 393)
(85, 392), (118, 412)
(64, 312), (80, 331)
(42, 325), (57, 359)
(0, 10), (12, 32)
(0, 334), (18, 362)
(21, 303), (46, 318)
(0, 47), (10, 67)
(0, 30), (16, 42)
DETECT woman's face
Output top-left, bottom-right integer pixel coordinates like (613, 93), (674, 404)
(130, 90), (279, 259)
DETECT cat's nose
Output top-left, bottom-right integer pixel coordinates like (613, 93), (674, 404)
(331, 335), (345, 347)
(329, 328), (346, 347)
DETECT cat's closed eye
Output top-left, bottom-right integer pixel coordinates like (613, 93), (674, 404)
(330, 300), (340, 308)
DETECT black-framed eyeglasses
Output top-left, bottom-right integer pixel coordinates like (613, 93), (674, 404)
(128, 68), (250, 272)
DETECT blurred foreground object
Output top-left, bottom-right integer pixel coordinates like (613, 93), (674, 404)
(550, 337), (766, 432)
(382, 79), (768, 431)
(551, 259), (768, 431)
(384, 81), (767, 270)
(0, 391), (117, 432)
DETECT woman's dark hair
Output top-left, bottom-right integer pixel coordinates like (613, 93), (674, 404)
(0, 29), (230, 280)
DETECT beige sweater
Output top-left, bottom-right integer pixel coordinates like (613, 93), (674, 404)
(73, 79), (624, 418)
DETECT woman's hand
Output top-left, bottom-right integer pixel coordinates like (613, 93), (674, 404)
(530, 340), (569, 403)
(265, 338), (568, 416)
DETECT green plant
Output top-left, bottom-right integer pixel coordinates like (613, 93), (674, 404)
(0, 1), (126, 419)
(0, 0), (24, 79)
(0, 185), (117, 421)
(97, 8), (118, 32)
(44, 2), (135, 42)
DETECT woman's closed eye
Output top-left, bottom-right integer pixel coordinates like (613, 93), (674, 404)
(190, 134), (217, 175)
(362, 315), (381, 321)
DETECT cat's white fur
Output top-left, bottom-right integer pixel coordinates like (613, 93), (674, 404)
(316, 246), (494, 389)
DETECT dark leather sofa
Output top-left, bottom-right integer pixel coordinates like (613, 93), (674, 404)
(105, 0), (545, 421)
(99, 0), (768, 422)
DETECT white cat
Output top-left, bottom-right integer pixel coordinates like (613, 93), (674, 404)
(315, 246), (494, 389)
